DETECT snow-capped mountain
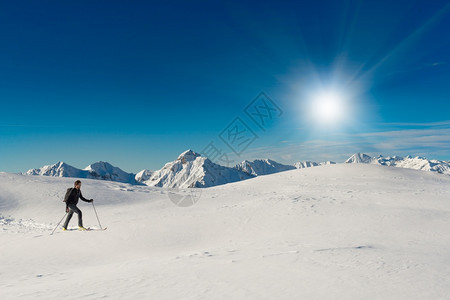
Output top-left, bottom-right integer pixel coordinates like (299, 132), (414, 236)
(24, 151), (254, 188)
(379, 156), (450, 174)
(320, 161), (336, 166)
(142, 150), (254, 188)
(345, 153), (373, 164)
(25, 161), (89, 178)
(84, 161), (136, 184)
(135, 169), (153, 183)
(234, 159), (295, 176)
(345, 153), (450, 175)
(371, 155), (405, 166)
(25, 161), (137, 184)
(23, 151), (450, 188)
(294, 161), (319, 169)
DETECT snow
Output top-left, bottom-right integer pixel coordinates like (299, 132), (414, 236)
(294, 161), (319, 169)
(319, 160), (336, 165)
(25, 161), (89, 178)
(346, 153), (450, 175)
(24, 151), (450, 192)
(294, 161), (336, 168)
(345, 152), (373, 164)
(177, 149), (201, 162)
(84, 161), (136, 184)
(234, 159), (295, 176)
(25, 161), (137, 184)
(1, 164), (450, 299)
(24, 150), (253, 188)
(135, 169), (153, 182)
(142, 150), (253, 188)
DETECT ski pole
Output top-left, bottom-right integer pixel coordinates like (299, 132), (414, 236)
(51, 212), (68, 235)
(92, 202), (102, 230)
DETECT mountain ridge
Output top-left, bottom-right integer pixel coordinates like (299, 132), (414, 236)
(23, 151), (450, 187)
(345, 152), (450, 175)
(234, 159), (295, 176)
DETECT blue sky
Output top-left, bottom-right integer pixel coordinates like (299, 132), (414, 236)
(1, 0), (449, 173)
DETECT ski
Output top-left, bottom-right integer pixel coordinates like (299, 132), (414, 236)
(87, 227), (107, 231)
(59, 227), (107, 232)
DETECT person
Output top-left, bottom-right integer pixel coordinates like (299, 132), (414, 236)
(62, 180), (94, 231)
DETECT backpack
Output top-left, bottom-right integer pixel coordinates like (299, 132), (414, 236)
(63, 188), (74, 203)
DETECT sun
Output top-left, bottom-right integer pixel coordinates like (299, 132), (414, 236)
(311, 90), (345, 124)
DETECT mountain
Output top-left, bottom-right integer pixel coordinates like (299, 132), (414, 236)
(84, 161), (136, 184)
(23, 151), (253, 188)
(25, 161), (137, 184)
(384, 156), (450, 175)
(345, 153), (450, 175)
(135, 169), (153, 183)
(320, 161), (336, 165)
(345, 153), (373, 164)
(142, 150), (254, 188)
(234, 159), (295, 176)
(23, 152), (450, 188)
(294, 160), (336, 168)
(25, 161), (89, 178)
(371, 155), (405, 166)
(294, 161), (319, 169)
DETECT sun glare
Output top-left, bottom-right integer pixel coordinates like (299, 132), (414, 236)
(311, 91), (345, 124)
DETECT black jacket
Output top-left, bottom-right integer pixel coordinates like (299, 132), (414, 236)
(64, 188), (91, 207)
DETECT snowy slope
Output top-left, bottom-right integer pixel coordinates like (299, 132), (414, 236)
(1, 164), (449, 299)
(143, 150), (254, 188)
(345, 153), (450, 175)
(234, 159), (295, 176)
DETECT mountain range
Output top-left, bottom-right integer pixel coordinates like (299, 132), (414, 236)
(345, 152), (450, 174)
(234, 159), (295, 176)
(25, 161), (136, 184)
(24, 150), (450, 188)
(136, 150), (253, 188)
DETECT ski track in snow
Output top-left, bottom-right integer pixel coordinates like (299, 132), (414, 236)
(0, 215), (53, 234)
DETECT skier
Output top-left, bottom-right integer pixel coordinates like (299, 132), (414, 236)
(62, 180), (94, 231)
